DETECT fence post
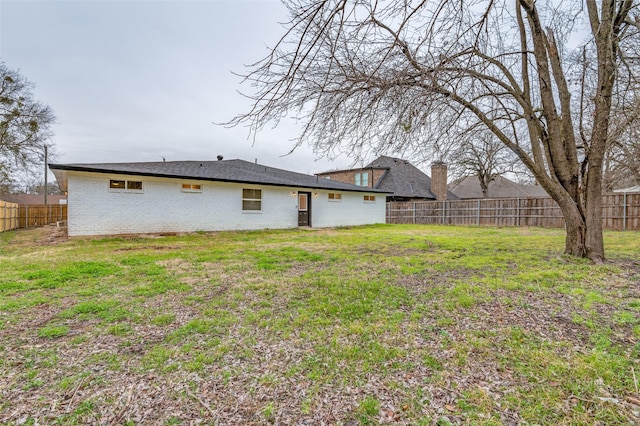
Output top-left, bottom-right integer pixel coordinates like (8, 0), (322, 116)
(623, 192), (627, 231)
(516, 198), (520, 227)
(442, 200), (446, 225)
(413, 202), (416, 224)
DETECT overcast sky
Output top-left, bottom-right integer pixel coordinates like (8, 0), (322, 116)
(0, 0), (360, 176)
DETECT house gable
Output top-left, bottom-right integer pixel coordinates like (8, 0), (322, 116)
(317, 156), (458, 201)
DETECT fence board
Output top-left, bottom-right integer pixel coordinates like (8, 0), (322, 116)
(1, 201), (20, 232)
(387, 193), (640, 230)
(18, 204), (67, 229)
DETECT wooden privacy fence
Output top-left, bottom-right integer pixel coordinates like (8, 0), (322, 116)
(1, 200), (20, 232)
(387, 192), (640, 231)
(18, 204), (67, 229)
(0, 203), (67, 231)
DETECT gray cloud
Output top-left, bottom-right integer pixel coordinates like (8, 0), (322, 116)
(0, 0), (354, 175)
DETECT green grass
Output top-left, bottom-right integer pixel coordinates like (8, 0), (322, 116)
(0, 224), (639, 424)
(37, 324), (70, 339)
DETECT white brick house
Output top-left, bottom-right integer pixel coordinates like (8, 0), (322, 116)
(50, 159), (388, 237)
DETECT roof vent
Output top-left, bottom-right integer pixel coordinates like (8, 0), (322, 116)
(217, 155), (224, 161)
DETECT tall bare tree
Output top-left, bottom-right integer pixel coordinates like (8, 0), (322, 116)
(228, 0), (639, 262)
(0, 62), (55, 188)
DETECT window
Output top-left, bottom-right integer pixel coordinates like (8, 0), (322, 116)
(364, 195), (376, 202)
(181, 183), (202, 192)
(355, 172), (369, 187)
(110, 179), (143, 192)
(242, 188), (262, 211)
(110, 180), (125, 189)
(127, 181), (142, 190)
(299, 193), (308, 211)
(328, 193), (342, 201)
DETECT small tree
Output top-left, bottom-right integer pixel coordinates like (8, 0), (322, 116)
(1, 62), (55, 185)
(228, 0), (638, 262)
(449, 131), (523, 198)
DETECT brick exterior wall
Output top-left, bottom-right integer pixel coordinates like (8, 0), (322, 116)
(66, 172), (385, 236)
(430, 163), (448, 201)
(317, 168), (387, 188)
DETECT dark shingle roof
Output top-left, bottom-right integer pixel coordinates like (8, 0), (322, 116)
(364, 156), (458, 200)
(449, 175), (549, 199)
(49, 159), (388, 193)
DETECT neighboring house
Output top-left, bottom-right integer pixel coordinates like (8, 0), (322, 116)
(316, 156), (458, 201)
(0, 194), (67, 205)
(449, 175), (549, 199)
(49, 159), (388, 237)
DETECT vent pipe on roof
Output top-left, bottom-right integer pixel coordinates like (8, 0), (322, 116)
(217, 155), (224, 161)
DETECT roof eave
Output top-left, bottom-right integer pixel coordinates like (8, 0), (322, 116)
(48, 164), (390, 194)
(316, 166), (390, 176)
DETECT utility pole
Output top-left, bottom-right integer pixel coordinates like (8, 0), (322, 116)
(44, 145), (48, 205)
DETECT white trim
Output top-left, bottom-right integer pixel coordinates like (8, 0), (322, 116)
(108, 179), (144, 194)
(328, 193), (342, 202)
(241, 188), (262, 212)
(181, 183), (203, 193)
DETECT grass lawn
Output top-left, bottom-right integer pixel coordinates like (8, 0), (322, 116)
(0, 224), (639, 425)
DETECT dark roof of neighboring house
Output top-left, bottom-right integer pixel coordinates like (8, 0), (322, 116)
(449, 175), (549, 199)
(49, 159), (389, 193)
(0, 194), (67, 205)
(365, 156), (458, 200)
(318, 155), (458, 200)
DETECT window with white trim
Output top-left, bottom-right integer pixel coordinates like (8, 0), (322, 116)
(355, 172), (369, 186)
(328, 193), (342, 201)
(110, 180), (125, 189)
(127, 181), (142, 190)
(181, 183), (203, 192)
(242, 188), (262, 211)
(109, 179), (143, 192)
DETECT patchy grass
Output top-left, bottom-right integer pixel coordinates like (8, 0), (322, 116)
(0, 224), (639, 425)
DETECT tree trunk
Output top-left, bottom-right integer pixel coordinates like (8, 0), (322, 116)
(584, 155), (606, 263)
(555, 196), (587, 257)
(480, 176), (489, 198)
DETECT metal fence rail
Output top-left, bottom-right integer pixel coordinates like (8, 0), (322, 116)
(386, 193), (640, 230)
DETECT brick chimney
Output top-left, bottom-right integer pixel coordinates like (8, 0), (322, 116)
(431, 162), (448, 201)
